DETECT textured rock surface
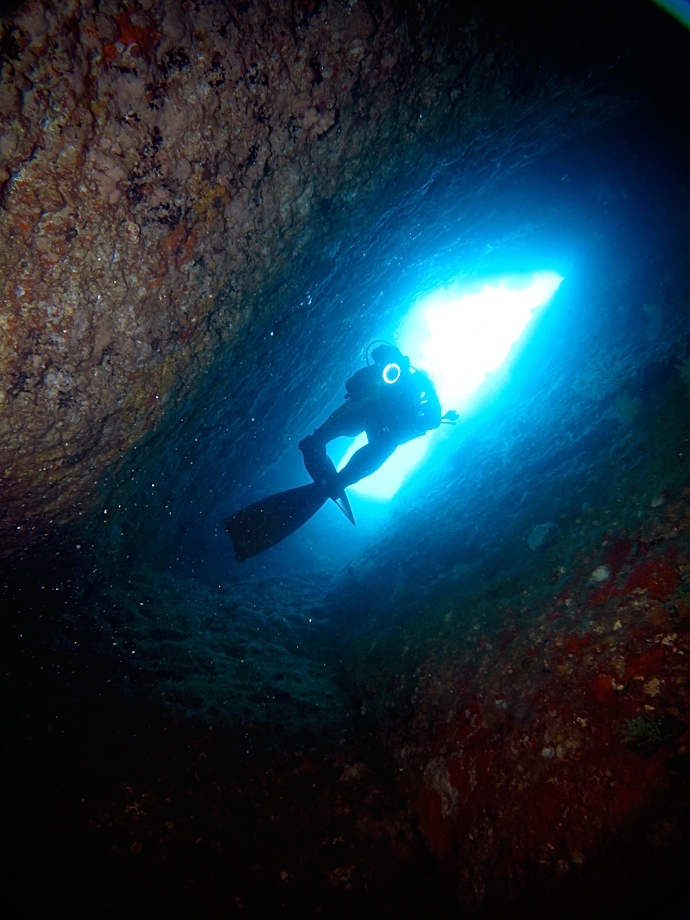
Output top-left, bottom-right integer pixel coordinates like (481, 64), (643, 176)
(3, 1), (690, 917)
(329, 218), (690, 901)
(336, 482), (690, 902)
(0, 0), (635, 560)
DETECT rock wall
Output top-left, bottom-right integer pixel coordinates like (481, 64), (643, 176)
(0, 0), (637, 562)
(328, 173), (690, 903)
(3, 1), (690, 916)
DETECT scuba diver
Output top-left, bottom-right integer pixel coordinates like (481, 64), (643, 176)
(224, 342), (457, 561)
(299, 343), (454, 490)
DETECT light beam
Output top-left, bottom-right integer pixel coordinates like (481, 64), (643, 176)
(337, 272), (564, 500)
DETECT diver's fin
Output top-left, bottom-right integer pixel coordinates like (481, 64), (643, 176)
(223, 482), (328, 562)
(309, 455), (356, 526)
(330, 489), (355, 526)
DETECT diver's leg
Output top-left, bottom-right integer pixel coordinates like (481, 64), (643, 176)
(299, 404), (367, 485)
(337, 437), (398, 487)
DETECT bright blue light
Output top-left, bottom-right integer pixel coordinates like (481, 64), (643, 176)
(339, 272), (563, 500)
(337, 431), (430, 501)
(402, 271), (564, 412)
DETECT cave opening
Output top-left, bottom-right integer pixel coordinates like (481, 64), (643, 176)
(2, 1), (690, 918)
(335, 271), (564, 500)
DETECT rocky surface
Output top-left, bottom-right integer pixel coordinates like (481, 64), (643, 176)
(329, 272), (690, 904)
(336, 495), (690, 903)
(0, 0), (637, 561)
(3, 1), (690, 917)
(5, 622), (455, 918)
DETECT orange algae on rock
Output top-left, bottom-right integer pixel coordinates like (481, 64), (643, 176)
(337, 477), (690, 902)
(624, 557), (680, 599)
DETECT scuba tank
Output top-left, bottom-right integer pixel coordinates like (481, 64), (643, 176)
(345, 341), (407, 401)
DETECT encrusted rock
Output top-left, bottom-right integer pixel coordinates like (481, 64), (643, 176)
(0, 0), (634, 558)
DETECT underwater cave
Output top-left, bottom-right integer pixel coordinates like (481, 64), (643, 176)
(2, 0), (690, 917)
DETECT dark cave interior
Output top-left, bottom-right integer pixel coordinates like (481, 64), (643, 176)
(2, 1), (690, 917)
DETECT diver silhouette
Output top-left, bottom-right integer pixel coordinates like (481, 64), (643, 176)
(299, 343), (446, 489)
(224, 342), (457, 561)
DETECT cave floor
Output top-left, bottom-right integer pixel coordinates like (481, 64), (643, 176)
(3, 577), (690, 920)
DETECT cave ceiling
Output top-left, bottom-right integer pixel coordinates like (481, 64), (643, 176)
(0, 0), (655, 565)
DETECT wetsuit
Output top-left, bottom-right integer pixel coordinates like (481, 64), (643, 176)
(299, 362), (442, 488)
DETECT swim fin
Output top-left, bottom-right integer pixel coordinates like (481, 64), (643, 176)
(223, 482), (329, 562)
(306, 455), (356, 526)
(331, 488), (355, 525)
(224, 457), (355, 562)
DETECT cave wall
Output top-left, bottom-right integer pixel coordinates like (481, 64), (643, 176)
(0, 0), (641, 565)
(3, 0), (690, 916)
(326, 129), (690, 903)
